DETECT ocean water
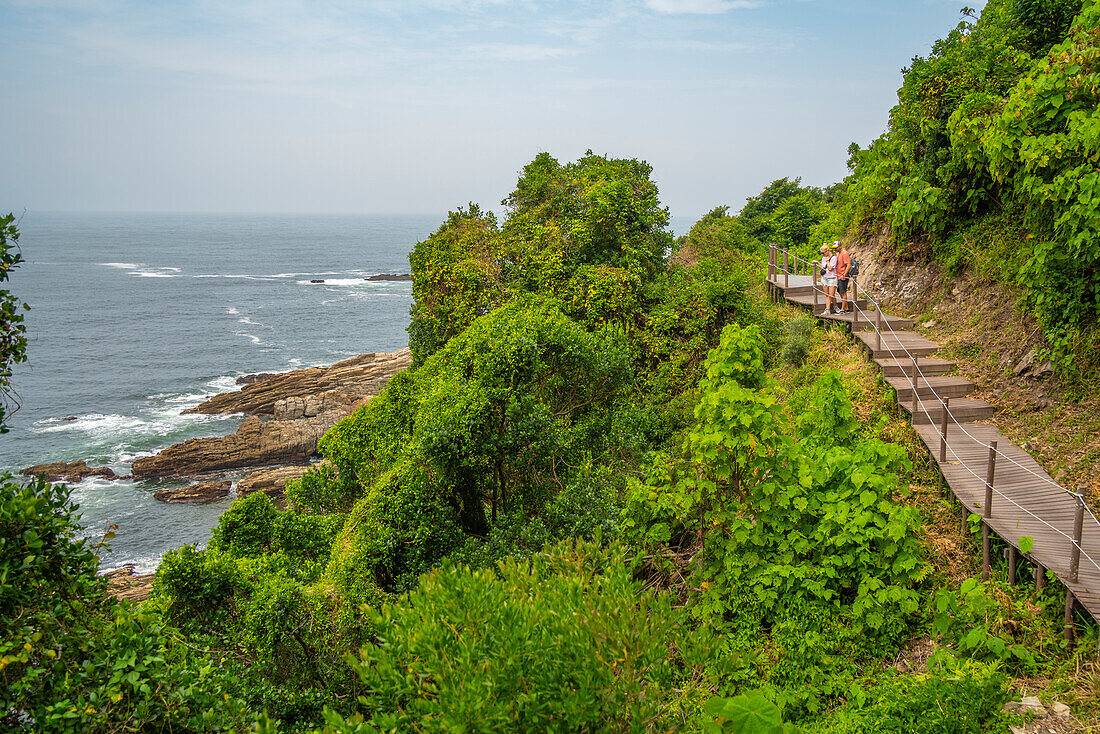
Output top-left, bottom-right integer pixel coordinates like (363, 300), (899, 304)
(0, 212), (438, 572)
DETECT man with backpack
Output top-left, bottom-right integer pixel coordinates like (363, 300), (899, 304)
(835, 241), (854, 314)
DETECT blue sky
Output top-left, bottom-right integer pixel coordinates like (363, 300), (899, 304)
(1, 0), (977, 221)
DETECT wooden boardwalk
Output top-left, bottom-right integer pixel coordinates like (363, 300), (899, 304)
(767, 247), (1100, 634)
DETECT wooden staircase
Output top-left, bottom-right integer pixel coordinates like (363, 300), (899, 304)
(767, 245), (1100, 635)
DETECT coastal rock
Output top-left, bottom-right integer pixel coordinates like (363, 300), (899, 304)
(365, 273), (412, 281)
(105, 565), (155, 603)
(185, 348), (411, 417)
(236, 465), (311, 499)
(236, 372), (279, 386)
(132, 410), (348, 478)
(153, 479), (232, 503)
(20, 460), (121, 483)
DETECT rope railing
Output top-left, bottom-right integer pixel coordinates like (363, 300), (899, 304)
(767, 244), (1100, 583)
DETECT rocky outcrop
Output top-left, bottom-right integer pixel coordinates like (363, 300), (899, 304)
(105, 565), (154, 603)
(365, 273), (411, 281)
(153, 479), (232, 503)
(130, 349), (409, 479)
(235, 466), (311, 500)
(185, 349), (411, 417)
(132, 412), (345, 478)
(20, 460), (123, 483)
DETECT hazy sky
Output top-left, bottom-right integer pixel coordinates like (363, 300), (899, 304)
(1, 0), (975, 221)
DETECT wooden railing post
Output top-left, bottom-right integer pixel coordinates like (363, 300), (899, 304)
(938, 397), (950, 463)
(768, 244), (774, 280)
(813, 267), (819, 313)
(875, 306), (882, 353)
(852, 279), (860, 328)
(910, 357), (919, 415)
(982, 440), (997, 582)
(1035, 563), (1046, 592)
(1071, 492), (1085, 583)
(783, 249), (789, 289)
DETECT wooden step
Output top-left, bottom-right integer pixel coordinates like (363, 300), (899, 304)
(887, 374), (976, 402)
(853, 330), (940, 359)
(901, 397), (994, 425)
(876, 357), (956, 377)
(786, 293), (869, 310)
(848, 314), (913, 333)
(818, 309), (912, 332)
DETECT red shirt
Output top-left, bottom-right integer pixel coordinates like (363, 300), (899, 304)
(837, 250), (851, 278)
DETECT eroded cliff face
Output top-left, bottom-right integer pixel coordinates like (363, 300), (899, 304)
(849, 223), (1045, 374)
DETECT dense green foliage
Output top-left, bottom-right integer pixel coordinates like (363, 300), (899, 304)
(737, 178), (832, 250)
(838, 0), (1099, 364)
(407, 152), (673, 365)
(0, 478), (273, 731)
(325, 543), (714, 732)
(0, 213), (28, 432)
(7, 140), (1097, 731)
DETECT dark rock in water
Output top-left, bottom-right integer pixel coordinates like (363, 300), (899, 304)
(62, 415), (78, 421)
(365, 273), (411, 281)
(236, 372), (279, 386)
(105, 565), (155, 603)
(20, 460), (120, 483)
(153, 479), (232, 503)
(236, 465), (311, 500)
(310, 279), (325, 283)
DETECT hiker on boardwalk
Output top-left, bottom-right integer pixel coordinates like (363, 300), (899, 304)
(836, 240), (852, 313)
(820, 243), (838, 315)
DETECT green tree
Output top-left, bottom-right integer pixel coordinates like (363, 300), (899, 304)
(407, 152), (673, 364)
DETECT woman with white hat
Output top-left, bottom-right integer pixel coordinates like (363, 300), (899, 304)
(820, 243), (838, 315)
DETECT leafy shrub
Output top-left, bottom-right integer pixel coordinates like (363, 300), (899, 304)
(931, 578), (1037, 670)
(154, 543), (242, 628)
(0, 214), (28, 431)
(781, 315), (816, 366)
(817, 651), (1008, 733)
(1, 476), (264, 732)
(210, 491), (278, 557)
(324, 542), (713, 732)
(624, 325), (924, 654)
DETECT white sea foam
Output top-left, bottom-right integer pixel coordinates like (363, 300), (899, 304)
(101, 262), (140, 269)
(35, 413), (148, 435)
(226, 306), (239, 315)
(297, 278), (370, 287)
(205, 375), (241, 392)
(236, 331), (265, 346)
(192, 274), (279, 280)
(237, 317), (264, 327)
(127, 266), (182, 278)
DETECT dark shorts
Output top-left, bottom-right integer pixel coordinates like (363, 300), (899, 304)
(837, 278), (850, 294)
